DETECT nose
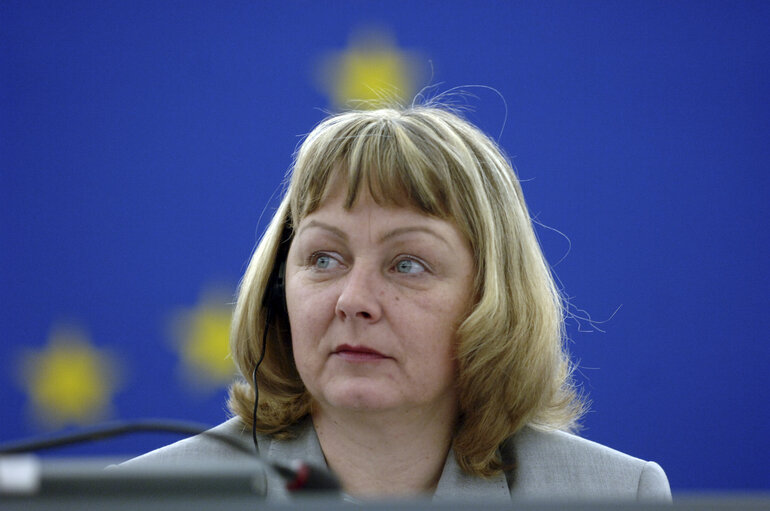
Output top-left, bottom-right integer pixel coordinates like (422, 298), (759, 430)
(335, 264), (383, 322)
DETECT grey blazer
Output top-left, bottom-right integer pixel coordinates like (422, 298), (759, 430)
(121, 417), (671, 502)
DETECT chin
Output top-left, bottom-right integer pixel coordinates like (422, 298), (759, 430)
(321, 382), (402, 412)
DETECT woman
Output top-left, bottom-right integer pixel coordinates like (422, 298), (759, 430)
(129, 104), (671, 501)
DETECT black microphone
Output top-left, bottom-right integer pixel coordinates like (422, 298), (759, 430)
(273, 459), (341, 492)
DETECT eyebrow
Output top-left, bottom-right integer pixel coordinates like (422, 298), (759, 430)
(298, 220), (451, 247)
(299, 220), (348, 241)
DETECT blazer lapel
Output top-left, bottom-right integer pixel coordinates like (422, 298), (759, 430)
(433, 448), (511, 502)
(259, 418), (328, 501)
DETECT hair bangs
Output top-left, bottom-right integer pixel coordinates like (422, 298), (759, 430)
(289, 112), (456, 227)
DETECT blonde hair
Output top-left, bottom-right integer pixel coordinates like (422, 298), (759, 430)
(228, 104), (585, 477)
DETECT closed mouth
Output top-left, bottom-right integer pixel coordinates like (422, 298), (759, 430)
(332, 344), (390, 360)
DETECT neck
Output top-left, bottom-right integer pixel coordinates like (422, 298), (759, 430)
(312, 403), (456, 498)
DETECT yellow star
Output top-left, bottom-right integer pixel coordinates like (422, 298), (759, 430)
(317, 28), (424, 109)
(169, 287), (235, 391)
(20, 324), (118, 427)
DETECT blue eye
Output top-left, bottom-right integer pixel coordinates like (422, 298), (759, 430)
(316, 255), (331, 269)
(311, 253), (340, 270)
(395, 258), (426, 274)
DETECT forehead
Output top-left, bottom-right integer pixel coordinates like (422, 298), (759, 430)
(300, 181), (441, 229)
(294, 168), (452, 225)
(294, 182), (470, 248)
(286, 112), (480, 253)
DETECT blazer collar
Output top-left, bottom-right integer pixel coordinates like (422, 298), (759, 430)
(258, 418), (511, 502)
(258, 418), (327, 501)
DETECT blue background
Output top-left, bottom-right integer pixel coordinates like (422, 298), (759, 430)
(2, 1), (768, 492)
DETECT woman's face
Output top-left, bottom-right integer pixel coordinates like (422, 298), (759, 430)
(285, 185), (475, 417)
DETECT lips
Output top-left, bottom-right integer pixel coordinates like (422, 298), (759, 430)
(332, 344), (390, 362)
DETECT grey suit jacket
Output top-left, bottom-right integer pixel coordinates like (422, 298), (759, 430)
(121, 417), (671, 502)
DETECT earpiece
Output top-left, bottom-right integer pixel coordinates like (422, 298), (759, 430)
(262, 260), (286, 316)
(252, 222), (292, 452)
(261, 222), (292, 316)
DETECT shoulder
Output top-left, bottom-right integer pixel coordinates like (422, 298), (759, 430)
(504, 426), (671, 502)
(119, 417), (255, 466)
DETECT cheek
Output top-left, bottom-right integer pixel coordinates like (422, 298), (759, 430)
(286, 301), (321, 386)
(414, 291), (470, 359)
(286, 279), (336, 356)
(409, 288), (468, 331)
(397, 298), (461, 361)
